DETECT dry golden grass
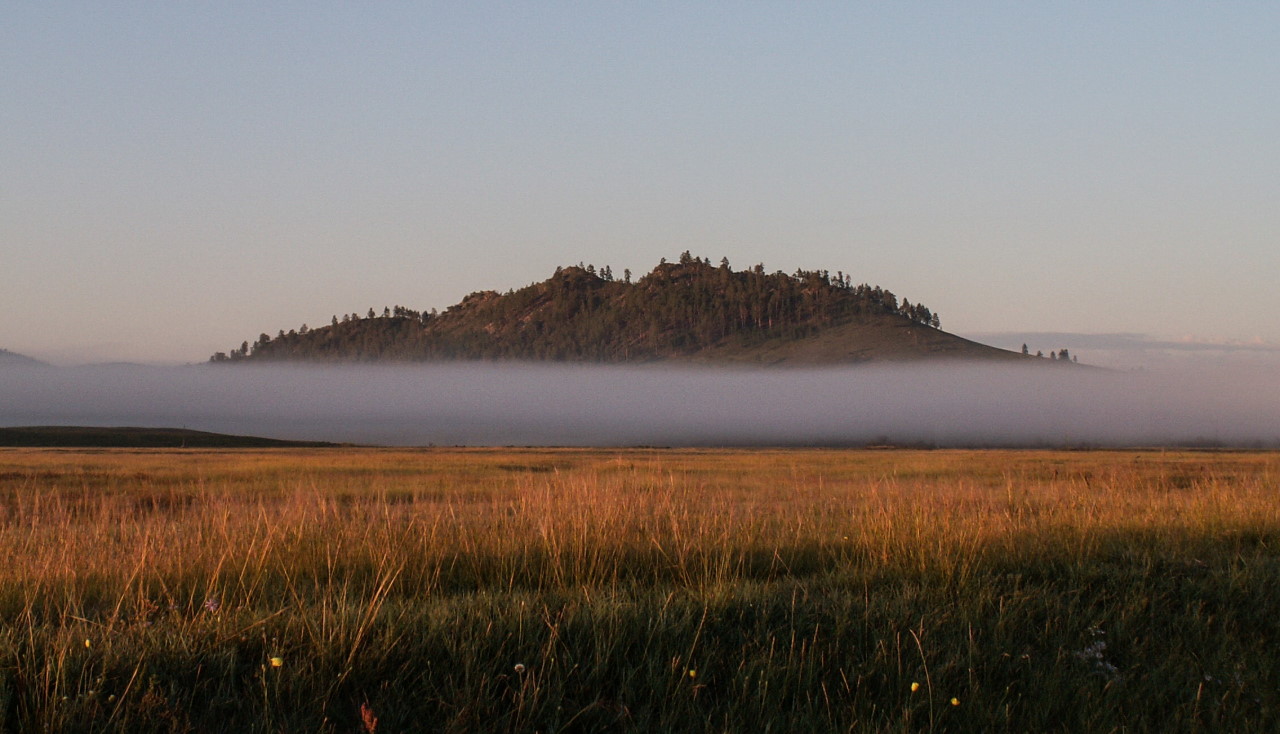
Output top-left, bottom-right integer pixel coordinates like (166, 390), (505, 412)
(0, 447), (1277, 732)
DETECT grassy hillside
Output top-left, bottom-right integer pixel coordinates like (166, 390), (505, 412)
(211, 254), (1041, 365)
(687, 312), (1024, 364)
(1, 447), (1276, 731)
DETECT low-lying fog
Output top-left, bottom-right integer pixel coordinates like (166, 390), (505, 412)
(1, 363), (1277, 447)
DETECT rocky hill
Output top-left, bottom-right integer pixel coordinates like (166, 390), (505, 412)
(211, 253), (1043, 365)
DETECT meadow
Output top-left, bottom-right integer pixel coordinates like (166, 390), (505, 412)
(0, 447), (1277, 732)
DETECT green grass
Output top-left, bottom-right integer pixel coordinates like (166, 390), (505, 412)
(0, 448), (1277, 732)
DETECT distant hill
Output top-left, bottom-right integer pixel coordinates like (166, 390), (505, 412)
(0, 349), (45, 367)
(211, 253), (1061, 365)
(0, 426), (341, 448)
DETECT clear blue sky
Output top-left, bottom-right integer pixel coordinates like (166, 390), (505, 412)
(3, 3), (1277, 364)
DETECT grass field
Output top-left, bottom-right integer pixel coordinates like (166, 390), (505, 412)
(0, 447), (1277, 732)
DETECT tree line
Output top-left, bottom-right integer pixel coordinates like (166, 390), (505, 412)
(1019, 344), (1078, 363)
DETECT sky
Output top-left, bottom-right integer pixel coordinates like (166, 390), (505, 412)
(3, 3), (1278, 366)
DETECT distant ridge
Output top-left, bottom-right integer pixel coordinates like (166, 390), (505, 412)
(0, 426), (342, 448)
(211, 253), (1070, 366)
(0, 348), (45, 367)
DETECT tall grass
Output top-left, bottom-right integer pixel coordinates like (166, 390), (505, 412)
(0, 448), (1277, 731)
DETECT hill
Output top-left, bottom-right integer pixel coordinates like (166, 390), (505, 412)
(211, 253), (1052, 365)
(0, 349), (45, 367)
(0, 426), (341, 448)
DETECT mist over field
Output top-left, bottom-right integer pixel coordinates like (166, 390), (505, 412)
(0, 363), (1276, 448)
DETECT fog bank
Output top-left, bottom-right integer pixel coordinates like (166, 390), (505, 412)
(0, 363), (1276, 447)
